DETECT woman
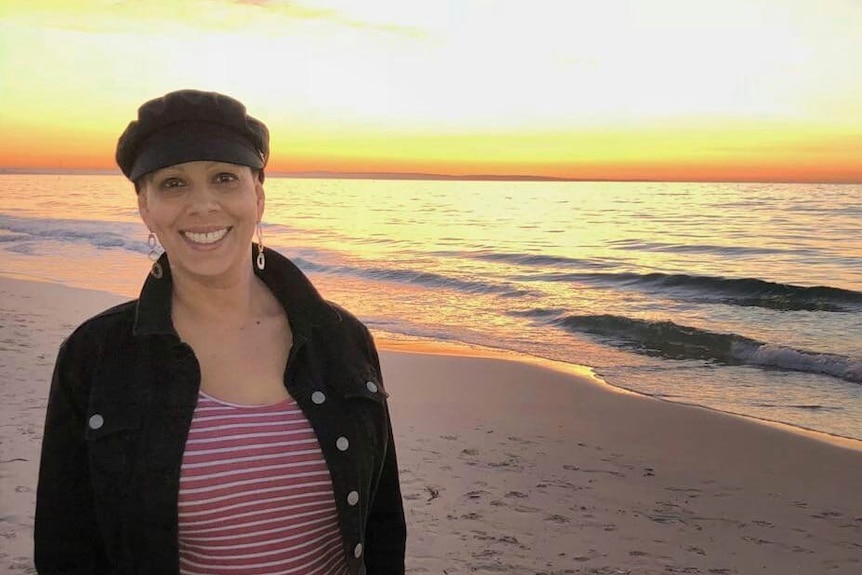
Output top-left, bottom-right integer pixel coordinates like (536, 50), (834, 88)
(34, 89), (406, 575)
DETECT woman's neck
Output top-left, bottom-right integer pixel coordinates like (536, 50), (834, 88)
(170, 268), (269, 329)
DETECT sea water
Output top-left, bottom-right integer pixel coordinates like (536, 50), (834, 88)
(1, 175), (860, 440)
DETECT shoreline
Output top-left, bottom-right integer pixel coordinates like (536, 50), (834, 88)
(2, 276), (862, 573)
(377, 332), (862, 452)
(5, 272), (862, 450)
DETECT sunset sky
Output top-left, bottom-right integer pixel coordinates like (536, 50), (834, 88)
(1, 0), (861, 182)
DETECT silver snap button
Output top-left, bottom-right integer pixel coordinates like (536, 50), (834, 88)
(311, 391), (326, 405)
(336, 436), (350, 452)
(347, 490), (359, 506)
(354, 542), (363, 558)
(88, 414), (104, 430)
(366, 381), (378, 393)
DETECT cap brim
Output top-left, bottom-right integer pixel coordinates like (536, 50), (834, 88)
(129, 122), (264, 181)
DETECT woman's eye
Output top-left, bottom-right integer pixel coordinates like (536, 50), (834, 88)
(159, 177), (184, 189)
(214, 172), (238, 183)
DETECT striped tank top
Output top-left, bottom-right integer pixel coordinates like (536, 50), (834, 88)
(177, 391), (349, 575)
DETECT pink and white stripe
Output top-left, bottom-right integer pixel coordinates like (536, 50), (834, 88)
(178, 392), (349, 575)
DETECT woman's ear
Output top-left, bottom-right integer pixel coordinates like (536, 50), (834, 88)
(137, 189), (153, 230)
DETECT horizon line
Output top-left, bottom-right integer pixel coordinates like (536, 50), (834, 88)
(0, 167), (860, 185)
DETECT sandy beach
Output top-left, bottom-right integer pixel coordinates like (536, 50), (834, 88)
(1, 276), (861, 574)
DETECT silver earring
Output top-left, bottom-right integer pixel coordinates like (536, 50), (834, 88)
(147, 232), (163, 279)
(256, 223), (266, 271)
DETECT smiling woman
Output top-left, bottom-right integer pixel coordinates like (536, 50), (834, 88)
(33, 89), (407, 575)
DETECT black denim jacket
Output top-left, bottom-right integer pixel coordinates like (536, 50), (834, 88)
(35, 248), (406, 575)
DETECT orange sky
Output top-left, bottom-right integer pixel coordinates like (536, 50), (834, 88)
(1, 0), (861, 182)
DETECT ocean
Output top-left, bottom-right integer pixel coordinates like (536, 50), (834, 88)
(1, 174), (860, 440)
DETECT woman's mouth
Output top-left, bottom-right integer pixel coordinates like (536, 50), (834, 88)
(182, 228), (230, 245)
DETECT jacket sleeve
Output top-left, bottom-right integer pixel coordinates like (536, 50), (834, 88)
(362, 332), (407, 574)
(34, 334), (109, 575)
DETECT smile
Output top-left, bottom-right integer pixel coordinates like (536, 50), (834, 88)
(182, 228), (230, 245)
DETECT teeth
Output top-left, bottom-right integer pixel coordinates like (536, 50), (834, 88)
(184, 228), (228, 245)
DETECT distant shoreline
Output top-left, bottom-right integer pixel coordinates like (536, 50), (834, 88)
(1, 167), (860, 185)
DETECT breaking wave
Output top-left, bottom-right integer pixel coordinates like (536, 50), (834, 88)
(553, 314), (862, 384)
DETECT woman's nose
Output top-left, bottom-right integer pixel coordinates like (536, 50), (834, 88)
(186, 183), (220, 213)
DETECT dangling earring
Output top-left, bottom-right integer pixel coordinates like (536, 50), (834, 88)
(256, 223), (266, 271)
(147, 231), (163, 279)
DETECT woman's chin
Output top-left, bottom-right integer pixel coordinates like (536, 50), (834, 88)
(169, 252), (251, 282)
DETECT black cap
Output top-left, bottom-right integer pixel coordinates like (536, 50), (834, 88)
(116, 89), (269, 181)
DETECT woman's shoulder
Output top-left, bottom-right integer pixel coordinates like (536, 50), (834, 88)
(62, 299), (139, 349)
(321, 300), (374, 339)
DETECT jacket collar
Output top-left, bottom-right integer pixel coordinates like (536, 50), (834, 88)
(133, 247), (341, 338)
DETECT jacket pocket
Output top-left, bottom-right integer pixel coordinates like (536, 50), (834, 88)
(338, 365), (389, 401)
(85, 405), (142, 497)
(340, 371), (389, 458)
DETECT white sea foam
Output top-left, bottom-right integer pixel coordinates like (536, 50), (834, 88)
(733, 342), (862, 384)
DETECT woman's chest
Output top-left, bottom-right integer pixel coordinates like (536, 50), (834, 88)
(188, 321), (293, 404)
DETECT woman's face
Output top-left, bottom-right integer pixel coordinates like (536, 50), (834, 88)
(137, 161), (264, 283)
